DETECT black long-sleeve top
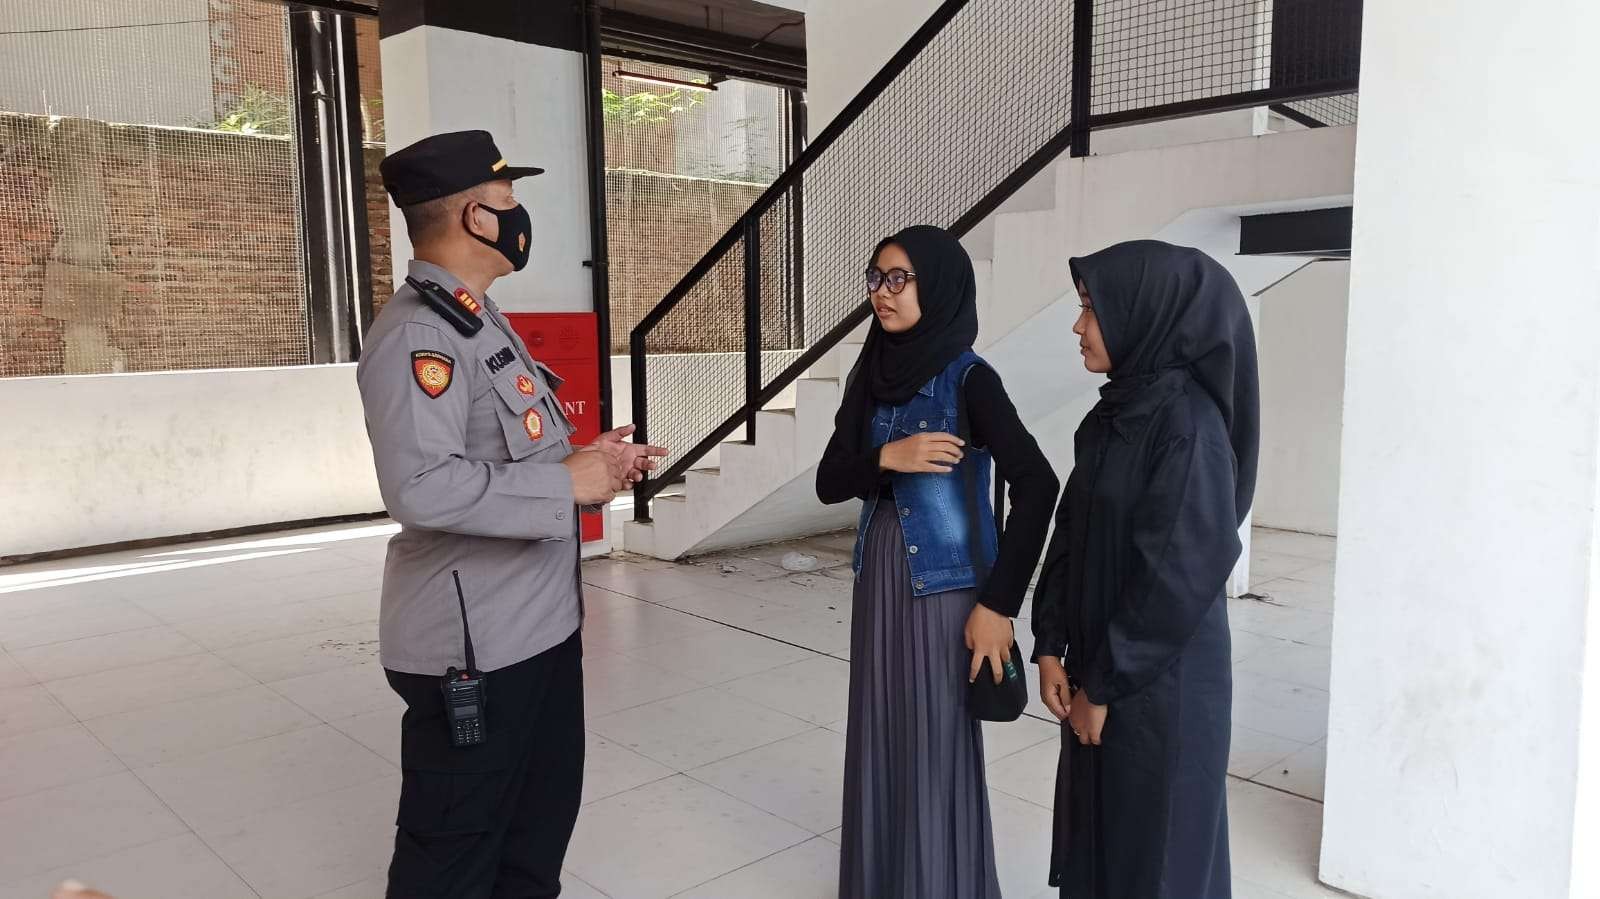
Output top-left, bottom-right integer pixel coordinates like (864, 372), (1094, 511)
(817, 365), (1059, 617)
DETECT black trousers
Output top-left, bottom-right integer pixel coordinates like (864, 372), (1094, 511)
(385, 630), (585, 899)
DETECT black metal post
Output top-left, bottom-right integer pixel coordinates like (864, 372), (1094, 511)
(743, 219), (762, 444)
(1069, 0), (1094, 158)
(290, 6), (368, 363)
(583, 2), (615, 432)
(630, 330), (651, 522)
(787, 89), (806, 349)
(332, 13), (373, 351)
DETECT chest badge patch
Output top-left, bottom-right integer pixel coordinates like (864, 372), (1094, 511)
(453, 288), (482, 315)
(515, 374), (536, 396)
(523, 408), (544, 441)
(411, 350), (454, 398)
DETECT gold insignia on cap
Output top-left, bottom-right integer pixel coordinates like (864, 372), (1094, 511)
(492, 158), (508, 172)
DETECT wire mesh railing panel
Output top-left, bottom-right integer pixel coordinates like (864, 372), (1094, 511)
(0, 0), (307, 377)
(603, 57), (790, 355)
(757, 191), (803, 386)
(1092, 0), (1270, 115)
(632, 0), (1364, 510)
(1282, 92), (1358, 127)
(1092, 0), (1360, 117)
(640, 239), (750, 475)
(800, 0), (1074, 348)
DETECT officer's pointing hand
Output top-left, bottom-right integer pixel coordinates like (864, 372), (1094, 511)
(582, 423), (668, 485)
(563, 450), (625, 505)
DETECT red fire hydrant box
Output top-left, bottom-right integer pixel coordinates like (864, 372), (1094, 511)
(503, 312), (604, 546)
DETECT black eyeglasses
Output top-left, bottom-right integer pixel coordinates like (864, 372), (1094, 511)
(866, 267), (917, 294)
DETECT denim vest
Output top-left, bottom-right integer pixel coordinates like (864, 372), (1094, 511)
(853, 350), (999, 597)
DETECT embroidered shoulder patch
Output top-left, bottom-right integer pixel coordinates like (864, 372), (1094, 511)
(412, 350), (455, 398)
(515, 374), (536, 396)
(523, 408), (543, 441)
(453, 288), (482, 315)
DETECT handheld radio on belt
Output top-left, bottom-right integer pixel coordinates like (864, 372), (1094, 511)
(442, 570), (487, 747)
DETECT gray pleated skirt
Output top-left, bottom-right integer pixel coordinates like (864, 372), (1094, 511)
(839, 500), (1003, 899)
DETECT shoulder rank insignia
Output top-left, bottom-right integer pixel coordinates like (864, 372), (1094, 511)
(412, 350), (454, 398)
(404, 276), (482, 337)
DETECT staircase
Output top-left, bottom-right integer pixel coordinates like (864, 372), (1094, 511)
(619, 0), (1362, 561)
(623, 125), (1359, 560)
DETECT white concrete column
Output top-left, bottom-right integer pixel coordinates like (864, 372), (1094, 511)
(1322, 1), (1600, 897)
(378, 3), (592, 315)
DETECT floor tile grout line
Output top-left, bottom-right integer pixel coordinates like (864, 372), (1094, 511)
(124, 766), (267, 899)
(0, 830), (214, 895)
(197, 622), (385, 678)
(1226, 771), (1325, 805)
(129, 750), (397, 840)
(2, 616), (176, 657)
(89, 698), (331, 772)
(0, 720), (132, 806)
(164, 601), (382, 651)
(588, 677), (820, 738)
(178, 802), (271, 899)
(565, 868), (616, 899)
(36, 731), (254, 899)
(579, 769), (679, 809)
(607, 716), (828, 782)
(987, 780), (1057, 813)
(658, 781), (827, 899)
(11, 643), (214, 686)
(982, 730), (1061, 767)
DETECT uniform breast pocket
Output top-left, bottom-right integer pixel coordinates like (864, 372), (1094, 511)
(491, 367), (561, 461)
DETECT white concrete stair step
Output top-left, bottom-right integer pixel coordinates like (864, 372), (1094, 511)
(794, 376), (842, 466)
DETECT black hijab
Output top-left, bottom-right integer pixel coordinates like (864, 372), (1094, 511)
(1069, 240), (1260, 522)
(834, 225), (979, 454)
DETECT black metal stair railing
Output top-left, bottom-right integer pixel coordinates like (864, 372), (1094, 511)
(629, 0), (1362, 523)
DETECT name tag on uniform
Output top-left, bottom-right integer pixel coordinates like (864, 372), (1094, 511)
(484, 347), (515, 374)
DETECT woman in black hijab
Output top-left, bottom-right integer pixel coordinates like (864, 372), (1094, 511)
(818, 225), (1057, 898)
(1032, 240), (1258, 899)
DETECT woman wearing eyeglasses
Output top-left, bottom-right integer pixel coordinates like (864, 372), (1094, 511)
(817, 225), (1058, 898)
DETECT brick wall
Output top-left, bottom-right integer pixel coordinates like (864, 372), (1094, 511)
(0, 111), (394, 378)
(208, 0), (291, 118)
(605, 168), (776, 354)
(0, 117), (793, 377)
(366, 144), (394, 311)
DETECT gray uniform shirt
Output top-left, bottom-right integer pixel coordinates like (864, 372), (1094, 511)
(357, 260), (581, 675)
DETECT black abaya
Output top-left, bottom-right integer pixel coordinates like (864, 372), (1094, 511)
(1032, 241), (1258, 899)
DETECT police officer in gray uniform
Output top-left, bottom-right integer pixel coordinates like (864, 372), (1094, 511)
(360, 130), (664, 898)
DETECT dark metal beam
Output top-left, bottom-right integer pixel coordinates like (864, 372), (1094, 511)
(1239, 207), (1353, 258)
(1269, 102), (1330, 129)
(599, 8), (806, 89)
(292, 0), (377, 18)
(1087, 79), (1359, 131)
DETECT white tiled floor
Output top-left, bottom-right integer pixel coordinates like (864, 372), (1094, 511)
(0, 523), (1340, 898)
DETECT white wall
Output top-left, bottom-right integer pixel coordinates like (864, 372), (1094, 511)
(0, 367), (381, 557)
(380, 26), (593, 315)
(1321, 0), (1600, 895)
(1253, 260), (1348, 536)
(0, 0), (213, 127)
(802, 0), (940, 134)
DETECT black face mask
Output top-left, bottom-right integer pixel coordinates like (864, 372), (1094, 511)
(470, 202), (532, 271)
